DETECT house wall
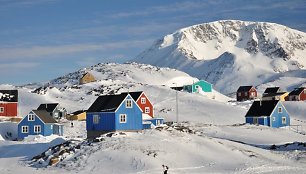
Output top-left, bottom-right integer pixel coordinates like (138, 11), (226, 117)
(237, 88), (257, 101)
(245, 117), (268, 126)
(18, 112), (46, 139)
(136, 93), (154, 117)
(0, 103), (17, 117)
(79, 73), (96, 84)
(270, 102), (290, 128)
(115, 95), (143, 131)
(300, 90), (306, 101)
(183, 85), (192, 93)
(53, 124), (63, 136)
(86, 112), (116, 131)
(69, 112), (86, 120)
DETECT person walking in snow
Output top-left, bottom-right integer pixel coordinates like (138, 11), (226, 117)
(162, 165), (169, 174)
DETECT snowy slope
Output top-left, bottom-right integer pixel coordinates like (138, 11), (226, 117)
(0, 62), (306, 174)
(134, 20), (306, 94)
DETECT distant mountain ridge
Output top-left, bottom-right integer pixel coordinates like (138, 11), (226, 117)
(134, 20), (306, 94)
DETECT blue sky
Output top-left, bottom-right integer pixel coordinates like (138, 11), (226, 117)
(1, 0), (306, 85)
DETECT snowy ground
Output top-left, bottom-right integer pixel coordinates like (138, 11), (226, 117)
(0, 63), (305, 173)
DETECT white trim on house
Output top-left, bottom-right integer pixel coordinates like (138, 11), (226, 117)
(145, 107), (150, 114)
(28, 113), (35, 121)
(125, 99), (133, 108)
(34, 125), (41, 133)
(114, 94), (142, 113)
(21, 126), (28, 133)
(141, 97), (146, 104)
(119, 114), (127, 123)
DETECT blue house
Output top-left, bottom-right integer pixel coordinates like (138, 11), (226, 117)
(245, 100), (290, 128)
(86, 93), (143, 139)
(18, 110), (64, 140)
(183, 80), (212, 93)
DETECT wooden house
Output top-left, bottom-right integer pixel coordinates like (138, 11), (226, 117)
(245, 100), (290, 128)
(236, 86), (257, 101)
(0, 90), (18, 117)
(287, 87), (306, 101)
(18, 110), (63, 140)
(122, 91), (154, 118)
(86, 93), (143, 139)
(262, 87), (288, 101)
(67, 110), (86, 121)
(37, 103), (67, 119)
(79, 72), (96, 85)
(183, 80), (212, 93)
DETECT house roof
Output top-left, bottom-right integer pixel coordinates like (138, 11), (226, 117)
(0, 90), (18, 102)
(37, 103), (59, 112)
(87, 93), (129, 112)
(289, 87), (305, 95)
(264, 87), (280, 94)
(245, 100), (279, 117)
(262, 92), (287, 97)
(237, 86), (254, 92)
(32, 110), (58, 123)
(121, 91), (143, 101)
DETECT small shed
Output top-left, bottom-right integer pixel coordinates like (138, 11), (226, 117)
(79, 72), (96, 85)
(236, 86), (257, 101)
(287, 87), (306, 101)
(37, 103), (67, 119)
(183, 80), (212, 93)
(18, 110), (64, 140)
(67, 110), (86, 121)
(245, 100), (290, 128)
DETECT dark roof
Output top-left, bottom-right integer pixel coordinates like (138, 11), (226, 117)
(289, 87), (305, 95)
(37, 103), (59, 112)
(32, 110), (58, 123)
(264, 87), (280, 94)
(262, 92), (287, 97)
(237, 86), (254, 92)
(121, 91), (143, 101)
(0, 90), (18, 102)
(245, 100), (279, 117)
(87, 93), (128, 112)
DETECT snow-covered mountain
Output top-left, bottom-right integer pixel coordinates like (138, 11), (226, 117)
(134, 20), (306, 94)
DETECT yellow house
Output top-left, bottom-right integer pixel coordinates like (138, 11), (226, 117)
(67, 110), (86, 121)
(79, 72), (96, 85)
(262, 92), (289, 101)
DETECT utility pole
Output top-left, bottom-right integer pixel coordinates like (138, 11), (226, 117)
(173, 83), (179, 124)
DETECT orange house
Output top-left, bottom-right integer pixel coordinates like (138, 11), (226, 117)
(122, 91), (154, 118)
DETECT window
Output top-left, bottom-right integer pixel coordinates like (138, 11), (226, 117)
(28, 114), (35, 121)
(272, 117), (276, 121)
(21, 126), (28, 133)
(157, 120), (161, 126)
(253, 118), (258, 124)
(93, 115), (99, 124)
(145, 107), (150, 113)
(54, 112), (59, 118)
(141, 97), (146, 104)
(34, 125), (41, 133)
(238, 92), (241, 97)
(126, 99), (132, 108)
(250, 92), (255, 96)
(50, 125), (53, 129)
(245, 92), (248, 96)
(282, 117), (286, 124)
(278, 107), (282, 113)
(0, 107), (4, 113)
(195, 85), (199, 89)
(119, 114), (127, 123)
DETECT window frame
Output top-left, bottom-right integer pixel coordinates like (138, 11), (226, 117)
(0, 107), (4, 113)
(278, 107), (282, 113)
(141, 97), (146, 104)
(21, 126), (28, 133)
(93, 115), (99, 124)
(28, 114), (35, 121)
(119, 114), (127, 123)
(34, 125), (41, 133)
(238, 92), (241, 97)
(145, 107), (150, 114)
(126, 99), (133, 108)
(282, 117), (286, 124)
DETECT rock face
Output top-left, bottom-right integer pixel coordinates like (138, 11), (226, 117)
(134, 20), (306, 94)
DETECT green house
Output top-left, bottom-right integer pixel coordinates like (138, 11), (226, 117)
(183, 80), (212, 93)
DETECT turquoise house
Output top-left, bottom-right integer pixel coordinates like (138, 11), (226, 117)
(183, 80), (212, 93)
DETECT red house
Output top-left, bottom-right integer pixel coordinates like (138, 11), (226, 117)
(236, 86), (257, 101)
(0, 90), (18, 117)
(287, 87), (306, 101)
(123, 91), (154, 118)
